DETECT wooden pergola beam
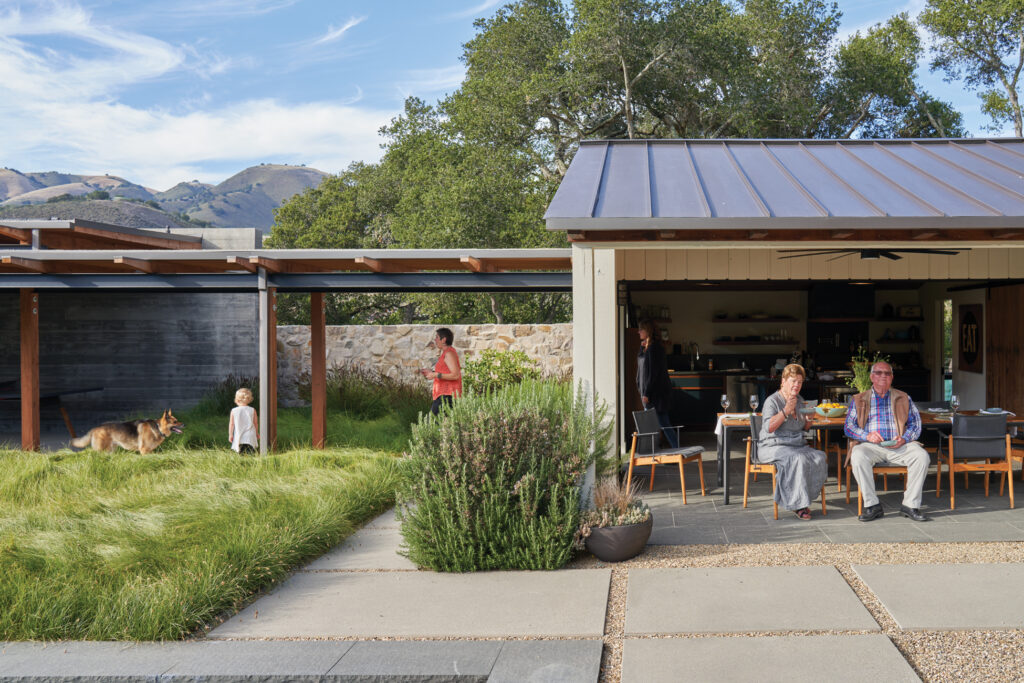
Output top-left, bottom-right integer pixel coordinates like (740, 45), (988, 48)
(226, 255), (260, 272)
(355, 256), (403, 273)
(3, 256), (49, 273)
(460, 256), (498, 273)
(20, 289), (39, 451)
(113, 257), (157, 273)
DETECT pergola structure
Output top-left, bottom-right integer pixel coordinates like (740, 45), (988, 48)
(1, 220), (572, 454)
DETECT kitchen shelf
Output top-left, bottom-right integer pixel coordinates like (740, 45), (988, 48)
(715, 340), (799, 346)
(712, 317), (797, 323)
(874, 317), (924, 322)
(875, 338), (924, 344)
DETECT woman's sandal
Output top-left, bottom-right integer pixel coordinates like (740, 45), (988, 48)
(795, 508), (811, 520)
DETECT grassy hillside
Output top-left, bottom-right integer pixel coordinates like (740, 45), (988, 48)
(0, 199), (203, 230)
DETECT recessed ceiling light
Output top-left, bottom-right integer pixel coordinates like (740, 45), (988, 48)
(849, 281), (873, 285)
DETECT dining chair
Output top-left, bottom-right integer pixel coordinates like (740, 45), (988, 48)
(944, 413), (1014, 510)
(1003, 434), (1024, 495)
(743, 414), (827, 520)
(626, 409), (706, 503)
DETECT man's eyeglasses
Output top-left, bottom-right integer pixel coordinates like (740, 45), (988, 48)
(871, 370), (893, 376)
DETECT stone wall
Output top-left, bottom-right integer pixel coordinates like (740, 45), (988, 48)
(276, 324), (573, 404)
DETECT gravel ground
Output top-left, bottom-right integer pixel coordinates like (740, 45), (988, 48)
(567, 542), (1024, 683)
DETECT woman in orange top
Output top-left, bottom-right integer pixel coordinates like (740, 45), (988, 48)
(420, 327), (462, 416)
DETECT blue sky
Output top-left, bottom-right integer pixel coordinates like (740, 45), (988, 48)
(0, 0), (1010, 191)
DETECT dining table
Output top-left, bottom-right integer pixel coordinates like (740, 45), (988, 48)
(715, 409), (1023, 505)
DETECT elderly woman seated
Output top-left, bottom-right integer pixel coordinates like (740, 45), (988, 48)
(758, 363), (828, 520)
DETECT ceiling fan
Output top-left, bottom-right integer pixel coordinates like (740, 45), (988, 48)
(777, 248), (967, 262)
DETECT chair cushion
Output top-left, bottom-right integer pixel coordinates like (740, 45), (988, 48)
(652, 445), (703, 458)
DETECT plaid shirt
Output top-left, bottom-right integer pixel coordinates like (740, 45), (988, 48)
(844, 390), (921, 442)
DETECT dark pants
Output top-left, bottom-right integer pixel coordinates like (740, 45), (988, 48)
(238, 444), (256, 454)
(430, 395), (454, 416)
(656, 409), (679, 448)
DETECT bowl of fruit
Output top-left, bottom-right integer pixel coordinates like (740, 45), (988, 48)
(815, 402), (847, 418)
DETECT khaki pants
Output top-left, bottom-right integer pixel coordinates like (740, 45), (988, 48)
(849, 441), (930, 509)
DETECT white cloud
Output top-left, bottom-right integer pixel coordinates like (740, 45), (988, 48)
(1, 98), (394, 190)
(447, 0), (502, 21)
(0, 1), (184, 100)
(310, 16), (366, 47)
(396, 64), (465, 99)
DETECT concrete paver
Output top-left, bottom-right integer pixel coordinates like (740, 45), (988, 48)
(211, 569), (611, 639)
(303, 525), (416, 570)
(327, 640), (501, 680)
(620, 634), (919, 683)
(853, 563), (1024, 629)
(625, 567), (879, 634)
(487, 640), (603, 683)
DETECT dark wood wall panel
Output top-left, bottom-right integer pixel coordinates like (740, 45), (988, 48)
(986, 285), (1024, 415)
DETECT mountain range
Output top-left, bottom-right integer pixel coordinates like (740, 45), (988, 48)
(0, 164), (328, 230)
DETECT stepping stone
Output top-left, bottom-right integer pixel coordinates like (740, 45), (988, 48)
(621, 634), (918, 682)
(328, 641), (501, 680)
(625, 567), (878, 634)
(488, 640), (603, 683)
(211, 569), (611, 638)
(854, 563), (1024, 629)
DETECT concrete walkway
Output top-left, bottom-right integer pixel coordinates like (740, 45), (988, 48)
(6, 505), (1024, 681)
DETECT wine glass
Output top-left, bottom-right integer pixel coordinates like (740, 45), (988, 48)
(720, 394), (730, 412)
(749, 394), (759, 413)
(950, 394), (960, 414)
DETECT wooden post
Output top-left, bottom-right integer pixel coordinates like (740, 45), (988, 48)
(20, 289), (40, 451)
(311, 292), (326, 448)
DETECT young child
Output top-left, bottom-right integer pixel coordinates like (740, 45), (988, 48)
(228, 388), (259, 454)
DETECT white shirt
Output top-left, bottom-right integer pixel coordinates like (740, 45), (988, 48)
(230, 405), (258, 451)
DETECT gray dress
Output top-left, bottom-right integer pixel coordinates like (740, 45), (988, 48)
(757, 392), (828, 511)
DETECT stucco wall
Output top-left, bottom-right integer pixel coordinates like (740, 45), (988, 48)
(0, 291), (258, 431)
(276, 323), (573, 405)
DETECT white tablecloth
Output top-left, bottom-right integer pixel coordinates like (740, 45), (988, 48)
(714, 413), (753, 438)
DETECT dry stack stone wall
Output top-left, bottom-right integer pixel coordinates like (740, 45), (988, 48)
(276, 324), (573, 405)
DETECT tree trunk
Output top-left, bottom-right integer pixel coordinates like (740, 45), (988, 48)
(490, 295), (504, 324)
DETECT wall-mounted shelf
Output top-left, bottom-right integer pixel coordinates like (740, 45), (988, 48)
(874, 317), (924, 322)
(874, 338), (923, 345)
(712, 317), (797, 323)
(717, 342), (798, 346)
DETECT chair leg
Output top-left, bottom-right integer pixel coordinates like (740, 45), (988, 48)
(649, 462), (656, 491)
(1008, 457), (1015, 509)
(626, 435), (638, 494)
(984, 460), (991, 498)
(834, 446), (843, 492)
(743, 441), (751, 508)
(949, 458), (956, 510)
(678, 459), (687, 505)
(936, 456), (942, 497)
(771, 470), (778, 520)
(820, 486), (827, 516)
(697, 456), (706, 496)
(845, 466), (852, 504)
(883, 473), (889, 491)
(857, 488), (863, 516)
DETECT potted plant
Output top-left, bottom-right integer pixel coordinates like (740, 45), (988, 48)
(846, 346), (890, 393)
(576, 477), (653, 562)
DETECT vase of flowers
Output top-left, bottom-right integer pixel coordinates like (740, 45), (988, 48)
(576, 477), (653, 562)
(846, 346), (890, 393)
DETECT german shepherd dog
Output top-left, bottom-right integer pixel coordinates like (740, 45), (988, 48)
(71, 409), (185, 454)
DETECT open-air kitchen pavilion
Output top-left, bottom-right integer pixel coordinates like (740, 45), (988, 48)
(546, 138), (1024, 457)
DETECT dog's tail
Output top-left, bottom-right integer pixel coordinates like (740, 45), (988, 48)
(70, 431), (92, 449)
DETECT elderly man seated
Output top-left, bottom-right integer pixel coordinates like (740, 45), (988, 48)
(843, 361), (930, 522)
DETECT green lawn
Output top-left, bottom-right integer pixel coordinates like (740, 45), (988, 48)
(0, 444), (404, 640)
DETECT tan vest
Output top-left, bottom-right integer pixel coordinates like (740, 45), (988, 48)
(852, 387), (910, 439)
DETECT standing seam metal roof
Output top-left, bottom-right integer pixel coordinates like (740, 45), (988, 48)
(544, 139), (1024, 229)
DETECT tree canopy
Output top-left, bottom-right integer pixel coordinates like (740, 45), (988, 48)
(920, 0), (1024, 135)
(268, 0), (966, 325)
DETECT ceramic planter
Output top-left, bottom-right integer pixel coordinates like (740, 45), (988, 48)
(584, 514), (653, 562)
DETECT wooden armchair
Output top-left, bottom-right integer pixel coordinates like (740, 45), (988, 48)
(625, 409), (706, 503)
